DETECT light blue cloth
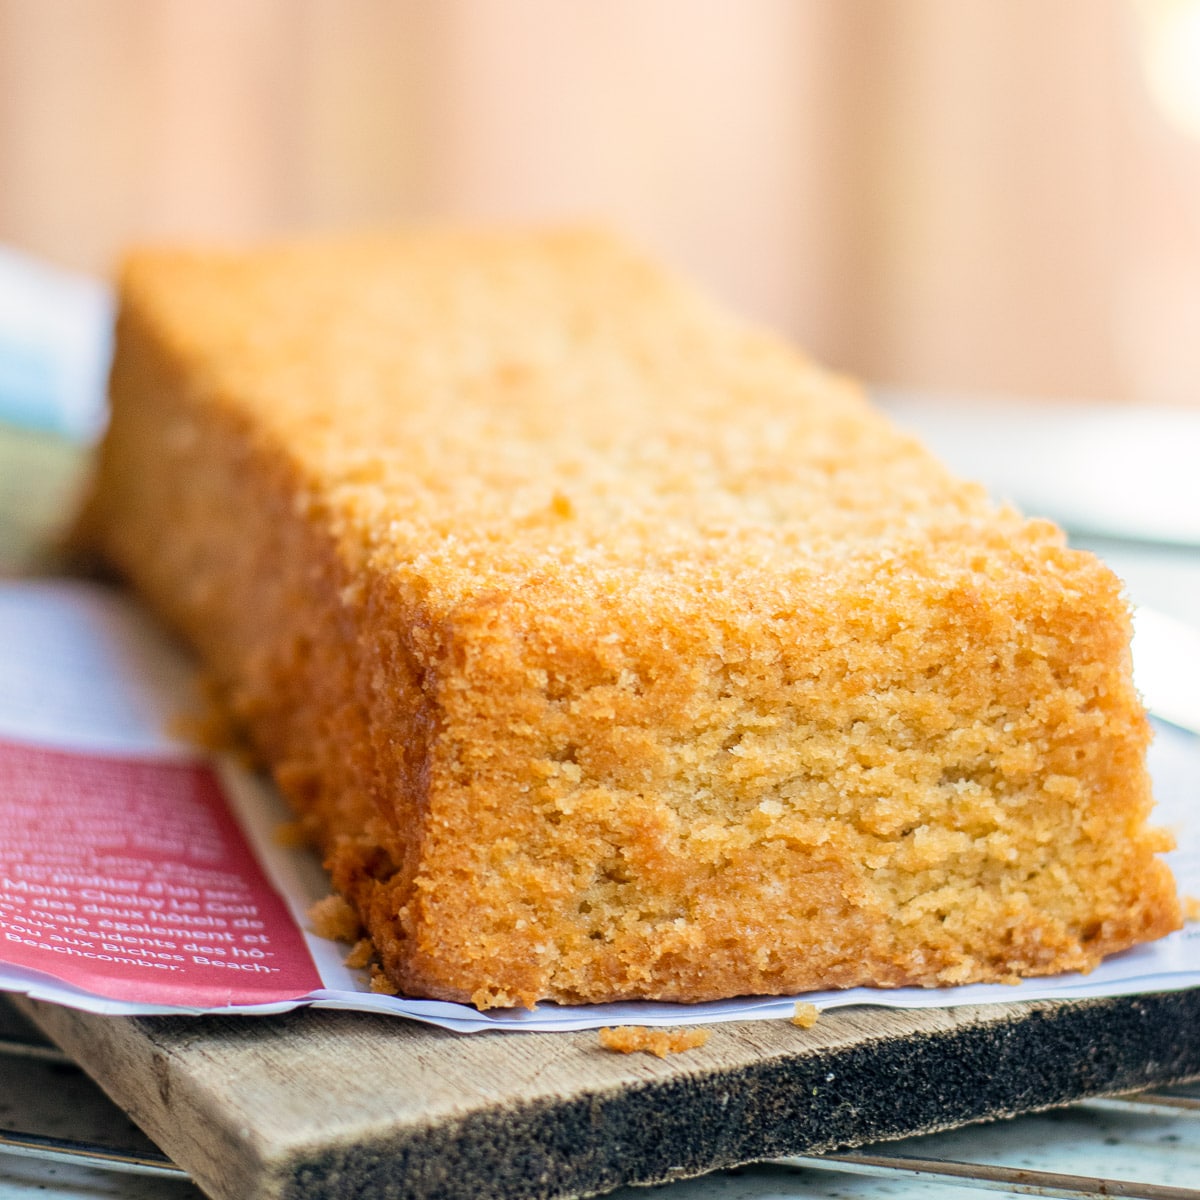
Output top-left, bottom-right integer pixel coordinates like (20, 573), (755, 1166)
(0, 246), (113, 440)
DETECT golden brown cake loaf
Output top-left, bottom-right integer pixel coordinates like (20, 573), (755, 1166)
(83, 228), (1181, 1009)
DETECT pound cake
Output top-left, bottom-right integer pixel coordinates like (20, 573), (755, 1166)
(82, 228), (1181, 1009)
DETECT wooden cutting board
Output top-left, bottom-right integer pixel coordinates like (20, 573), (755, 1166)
(17, 989), (1200, 1200)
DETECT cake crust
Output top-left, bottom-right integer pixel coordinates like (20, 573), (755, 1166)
(83, 228), (1181, 1009)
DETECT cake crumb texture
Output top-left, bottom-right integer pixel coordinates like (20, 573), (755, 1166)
(344, 938), (374, 970)
(792, 1003), (819, 1028)
(308, 894), (361, 944)
(369, 965), (400, 996)
(599, 1026), (711, 1057)
(273, 819), (310, 850)
(83, 226), (1181, 1009)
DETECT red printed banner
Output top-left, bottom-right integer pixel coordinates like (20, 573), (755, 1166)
(0, 736), (321, 1006)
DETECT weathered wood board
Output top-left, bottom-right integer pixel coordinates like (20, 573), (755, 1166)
(17, 989), (1200, 1200)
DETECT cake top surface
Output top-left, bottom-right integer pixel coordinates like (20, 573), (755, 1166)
(119, 227), (1090, 616)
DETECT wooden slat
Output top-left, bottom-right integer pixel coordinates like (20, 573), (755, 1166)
(17, 990), (1200, 1200)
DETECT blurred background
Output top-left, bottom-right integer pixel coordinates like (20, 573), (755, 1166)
(1, 0), (1199, 408)
(3, 8), (1200, 1197)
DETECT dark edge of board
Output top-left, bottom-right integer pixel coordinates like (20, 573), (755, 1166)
(278, 990), (1200, 1200)
(21, 989), (1200, 1200)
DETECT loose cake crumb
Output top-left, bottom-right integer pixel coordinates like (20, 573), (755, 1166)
(166, 675), (257, 764)
(344, 938), (374, 969)
(274, 819), (310, 849)
(167, 710), (233, 754)
(369, 965), (400, 995)
(308, 893), (362, 943)
(598, 1026), (711, 1057)
(1185, 895), (1200, 922)
(791, 1002), (819, 1028)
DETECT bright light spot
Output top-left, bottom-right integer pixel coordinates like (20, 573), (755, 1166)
(1137, 0), (1200, 138)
